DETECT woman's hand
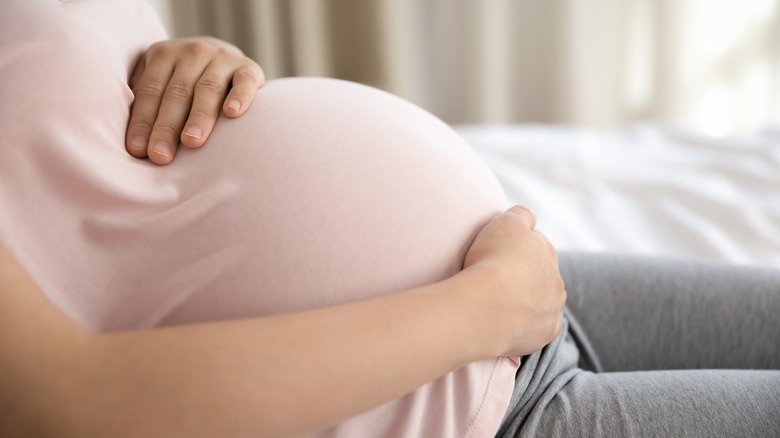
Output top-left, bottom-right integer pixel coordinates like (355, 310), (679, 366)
(463, 205), (567, 358)
(0, 206), (562, 436)
(125, 37), (265, 165)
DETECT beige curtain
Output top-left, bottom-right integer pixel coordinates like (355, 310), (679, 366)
(147, 0), (780, 134)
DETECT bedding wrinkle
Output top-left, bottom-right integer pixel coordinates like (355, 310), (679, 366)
(457, 124), (780, 267)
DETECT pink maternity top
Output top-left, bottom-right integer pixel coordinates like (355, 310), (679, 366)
(0, 1), (518, 436)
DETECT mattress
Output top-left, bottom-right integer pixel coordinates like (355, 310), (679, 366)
(456, 124), (780, 268)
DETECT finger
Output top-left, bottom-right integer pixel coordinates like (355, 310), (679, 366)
(222, 62), (265, 118)
(147, 62), (206, 165)
(533, 230), (559, 264)
(128, 54), (145, 91)
(180, 62), (236, 149)
(506, 205), (537, 230)
(126, 56), (174, 158)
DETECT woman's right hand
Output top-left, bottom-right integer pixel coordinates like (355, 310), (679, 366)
(0, 206), (563, 436)
(463, 205), (567, 358)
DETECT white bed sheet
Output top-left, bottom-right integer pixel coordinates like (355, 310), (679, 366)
(455, 124), (780, 268)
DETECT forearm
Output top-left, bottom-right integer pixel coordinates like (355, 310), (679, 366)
(1, 247), (495, 438)
(3, 204), (564, 437)
(87, 274), (489, 437)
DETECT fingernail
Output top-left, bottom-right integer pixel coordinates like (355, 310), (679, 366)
(184, 125), (203, 139)
(227, 99), (241, 111)
(128, 136), (147, 152)
(150, 140), (172, 158)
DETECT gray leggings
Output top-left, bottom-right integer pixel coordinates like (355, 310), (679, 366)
(497, 252), (780, 437)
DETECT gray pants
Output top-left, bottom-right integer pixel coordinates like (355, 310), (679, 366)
(497, 252), (780, 437)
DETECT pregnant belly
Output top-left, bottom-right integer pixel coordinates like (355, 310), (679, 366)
(11, 76), (517, 437)
(157, 78), (509, 325)
(34, 77), (507, 330)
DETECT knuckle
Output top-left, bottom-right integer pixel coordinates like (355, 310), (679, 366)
(215, 46), (236, 58)
(183, 40), (214, 57)
(201, 37), (242, 55)
(492, 216), (521, 238)
(510, 204), (534, 218)
(506, 205), (526, 217)
(234, 64), (265, 89)
(507, 205), (535, 228)
(134, 79), (166, 99)
(146, 41), (175, 58)
(498, 211), (523, 227)
(196, 74), (226, 94)
(165, 81), (193, 101)
(152, 122), (181, 139)
(128, 119), (154, 133)
(188, 109), (214, 123)
(235, 65), (261, 82)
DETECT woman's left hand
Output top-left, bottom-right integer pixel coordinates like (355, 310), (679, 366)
(126, 37), (265, 165)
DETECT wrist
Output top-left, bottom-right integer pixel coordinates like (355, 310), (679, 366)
(442, 264), (508, 360)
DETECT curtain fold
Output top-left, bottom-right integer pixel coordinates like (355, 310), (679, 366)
(151, 0), (780, 133)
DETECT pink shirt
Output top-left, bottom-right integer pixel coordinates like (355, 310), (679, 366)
(0, 1), (518, 436)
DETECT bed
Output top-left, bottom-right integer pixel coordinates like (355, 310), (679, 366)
(455, 124), (780, 269)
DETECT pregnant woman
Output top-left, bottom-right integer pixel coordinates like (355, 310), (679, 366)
(1, 1), (778, 437)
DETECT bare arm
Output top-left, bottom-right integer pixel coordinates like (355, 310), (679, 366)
(0, 207), (565, 437)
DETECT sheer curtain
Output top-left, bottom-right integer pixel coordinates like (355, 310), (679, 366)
(147, 0), (780, 134)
